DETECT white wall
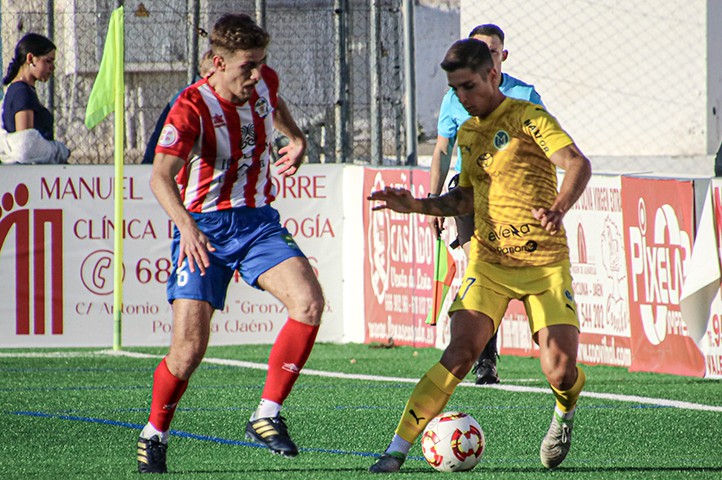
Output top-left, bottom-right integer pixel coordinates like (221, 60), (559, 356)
(459, 0), (719, 157)
(414, 4), (460, 139)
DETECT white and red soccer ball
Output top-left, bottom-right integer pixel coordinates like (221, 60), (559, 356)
(421, 411), (485, 472)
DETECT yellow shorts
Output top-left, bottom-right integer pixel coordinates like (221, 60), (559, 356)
(448, 258), (579, 335)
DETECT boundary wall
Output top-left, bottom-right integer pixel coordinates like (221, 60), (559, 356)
(1, 165), (720, 378)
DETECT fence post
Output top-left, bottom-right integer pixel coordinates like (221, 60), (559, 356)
(369, 0), (383, 165)
(402, 0), (417, 166)
(47, 0), (55, 118)
(334, 0), (350, 163)
(187, 0), (200, 84)
(256, 0), (266, 30)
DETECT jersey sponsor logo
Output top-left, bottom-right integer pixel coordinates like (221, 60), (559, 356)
(476, 153), (493, 168)
(523, 119), (550, 153)
(241, 123), (256, 149)
(211, 113), (226, 128)
(158, 124), (178, 147)
(487, 223), (531, 242)
(495, 240), (538, 255)
(254, 97), (271, 118)
(493, 130), (510, 150)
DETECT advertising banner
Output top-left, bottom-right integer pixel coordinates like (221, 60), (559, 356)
(363, 168), (437, 347)
(622, 176), (705, 376)
(564, 175), (631, 367)
(0, 164), (344, 347)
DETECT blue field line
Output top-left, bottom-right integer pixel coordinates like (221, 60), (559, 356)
(7, 409), (424, 461)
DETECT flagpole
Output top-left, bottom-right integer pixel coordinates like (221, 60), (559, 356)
(430, 233), (442, 326)
(112, 7), (125, 351)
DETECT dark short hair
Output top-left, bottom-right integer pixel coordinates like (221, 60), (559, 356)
(210, 13), (270, 54)
(468, 24), (505, 44)
(3, 33), (56, 85)
(440, 38), (493, 75)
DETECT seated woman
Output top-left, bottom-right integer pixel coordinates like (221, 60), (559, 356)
(0, 32), (69, 164)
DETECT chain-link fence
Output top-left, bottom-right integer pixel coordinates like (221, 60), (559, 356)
(458, 0), (718, 176)
(1, 0), (412, 164)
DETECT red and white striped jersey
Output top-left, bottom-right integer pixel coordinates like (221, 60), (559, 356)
(155, 65), (280, 213)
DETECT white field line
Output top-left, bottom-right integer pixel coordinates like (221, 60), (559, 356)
(4, 349), (722, 413)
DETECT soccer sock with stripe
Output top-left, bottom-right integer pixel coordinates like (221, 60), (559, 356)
(549, 365), (586, 417)
(393, 362), (462, 446)
(259, 318), (319, 410)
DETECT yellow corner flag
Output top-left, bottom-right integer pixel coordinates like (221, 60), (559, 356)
(85, 6), (124, 129)
(425, 237), (457, 325)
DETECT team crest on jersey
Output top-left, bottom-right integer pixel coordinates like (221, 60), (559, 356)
(255, 97), (270, 118)
(158, 124), (178, 147)
(212, 113), (226, 128)
(493, 130), (510, 150)
(476, 153), (494, 168)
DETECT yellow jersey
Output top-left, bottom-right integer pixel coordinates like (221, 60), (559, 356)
(457, 97), (574, 267)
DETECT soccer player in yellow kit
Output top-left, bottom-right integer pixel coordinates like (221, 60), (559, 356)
(367, 38), (592, 472)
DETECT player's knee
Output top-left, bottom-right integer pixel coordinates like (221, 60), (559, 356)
(544, 364), (577, 391)
(291, 290), (325, 324)
(441, 342), (478, 372)
(167, 349), (205, 379)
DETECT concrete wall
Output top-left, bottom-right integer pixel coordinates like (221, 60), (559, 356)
(458, 0), (719, 158)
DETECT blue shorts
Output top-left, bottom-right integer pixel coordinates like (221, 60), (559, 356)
(166, 204), (305, 310)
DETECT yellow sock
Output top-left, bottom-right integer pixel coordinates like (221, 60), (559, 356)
(394, 362), (462, 443)
(549, 365), (586, 413)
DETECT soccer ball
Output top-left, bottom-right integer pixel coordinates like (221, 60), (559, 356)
(420, 411), (485, 472)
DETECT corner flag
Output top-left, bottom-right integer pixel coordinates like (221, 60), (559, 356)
(85, 6), (124, 129)
(426, 237), (457, 325)
(84, 6), (125, 351)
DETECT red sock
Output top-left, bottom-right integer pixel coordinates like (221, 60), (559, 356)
(261, 318), (319, 404)
(148, 358), (189, 431)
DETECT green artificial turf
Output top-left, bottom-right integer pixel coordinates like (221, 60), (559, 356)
(1, 343), (720, 479)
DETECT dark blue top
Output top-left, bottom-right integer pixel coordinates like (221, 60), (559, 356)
(2, 82), (54, 140)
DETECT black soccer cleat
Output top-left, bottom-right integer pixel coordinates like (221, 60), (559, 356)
(473, 357), (500, 385)
(245, 415), (299, 457)
(137, 435), (168, 474)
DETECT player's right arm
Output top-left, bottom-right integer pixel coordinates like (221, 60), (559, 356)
(369, 184), (473, 217)
(150, 153), (215, 276)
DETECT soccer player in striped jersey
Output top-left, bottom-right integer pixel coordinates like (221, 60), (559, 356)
(136, 13), (324, 473)
(429, 24), (544, 385)
(368, 38), (591, 473)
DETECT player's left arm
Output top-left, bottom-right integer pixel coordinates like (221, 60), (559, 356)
(532, 143), (592, 234)
(273, 95), (307, 177)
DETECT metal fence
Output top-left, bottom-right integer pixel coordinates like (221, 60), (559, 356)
(458, 0), (717, 177)
(1, 0), (412, 165)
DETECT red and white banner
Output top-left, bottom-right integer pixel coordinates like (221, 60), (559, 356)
(363, 168), (437, 347)
(622, 176), (705, 376)
(0, 164), (344, 347)
(564, 175), (631, 366)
